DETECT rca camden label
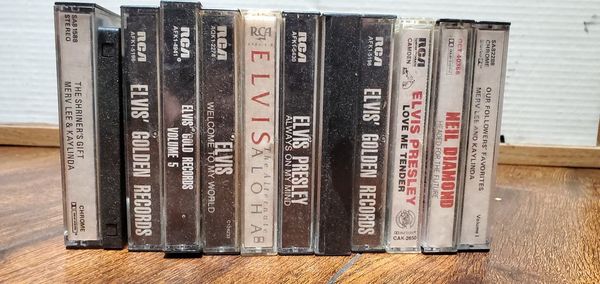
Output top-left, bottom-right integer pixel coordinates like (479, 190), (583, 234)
(388, 25), (432, 251)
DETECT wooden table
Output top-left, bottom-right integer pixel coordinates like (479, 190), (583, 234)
(0, 146), (598, 283)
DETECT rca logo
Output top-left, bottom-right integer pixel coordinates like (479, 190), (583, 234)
(297, 32), (307, 63)
(374, 37), (384, 67)
(251, 26), (272, 40)
(179, 26), (190, 61)
(136, 31), (147, 62)
(216, 25), (228, 60)
(416, 37), (427, 67)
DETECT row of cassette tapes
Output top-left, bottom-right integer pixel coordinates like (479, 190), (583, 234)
(54, 1), (509, 255)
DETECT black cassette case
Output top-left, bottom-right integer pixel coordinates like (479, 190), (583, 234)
(199, 10), (239, 253)
(121, 7), (162, 251)
(279, 12), (318, 253)
(160, 1), (201, 253)
(351, 16), (394, 252)
(96, 27), (125, 249)
(315, 14), (361, 256)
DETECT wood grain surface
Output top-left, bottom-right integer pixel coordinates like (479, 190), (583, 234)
(498, 144), (600, 168)
(0, 124), (59, 147)
(0, 146), (598, 283)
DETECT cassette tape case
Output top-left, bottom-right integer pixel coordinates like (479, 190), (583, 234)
(159, 1), (202, 254)
(240, 11), (280, 255)
(55, 2), (122, 249)
(460, 22), (510, 251)
(122, 6), (163, 251)
(199, 9), (240, 254)
(386, 19), (434, 253)
(422, 19), (474, 253)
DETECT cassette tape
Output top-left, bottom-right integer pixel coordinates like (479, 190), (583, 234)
(240, 10), (280, 255)
(459, 21), (510, 251)
(351, 15), (395, 253)
(199, 9), (240, 254)
(278, 11), (319, 255)
(121, 6), (163, 251)
(55, 2), (122, 249)
(315, 14), (361, 256)
(159, 1), (202, 254)
(386, 19), (434, 253)
(422, 19), (474, 253)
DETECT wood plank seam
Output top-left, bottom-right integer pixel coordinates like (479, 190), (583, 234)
(1, 124), (599, 168)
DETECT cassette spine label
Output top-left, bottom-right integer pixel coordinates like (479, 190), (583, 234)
(351, 17), (394, 251)
(279, 12), (318, 253)
(56, 7), (99, 243)
(241, 12), (279, 254)
(423, 23), (471, 251)
(160, 2), (201, 252)
(460, 26), (508, 248)
(200, 10), (239, 252)
(122, 7), (162, 250)
(387, 24), (432, 251)
(316, 15), (361, 256)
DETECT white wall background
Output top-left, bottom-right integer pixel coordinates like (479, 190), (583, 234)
(0, 0), (599, 146)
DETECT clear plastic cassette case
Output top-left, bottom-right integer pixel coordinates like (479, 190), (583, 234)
(199, 9), (241, 254)
(351, 15), (395, 253)
(422, 19), (474, 253)
(121, 6), (164, 252)
(459, 22), (510, 251)
(159, 1), (202, 254)
(55, 2), (120, 249)
(386, 19), (434, 253)
(278, 12), (319, 255)
(240, 10), (281, 255)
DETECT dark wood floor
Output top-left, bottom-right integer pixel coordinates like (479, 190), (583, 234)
(0, 146), (598, 283)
